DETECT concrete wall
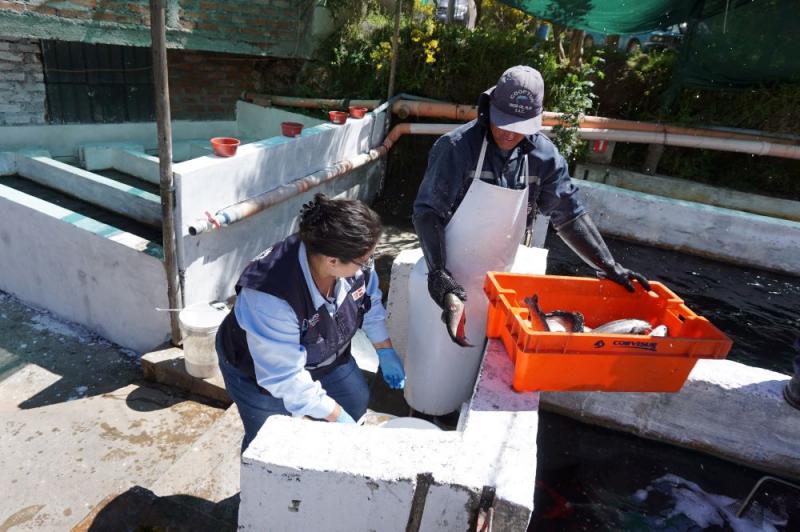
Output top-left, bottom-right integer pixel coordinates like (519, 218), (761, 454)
(0, 184), (170, 353)
(0, 38), (45, 126)
(576, 163), (800, 222)
(176, 103), (388, 306)
(576, 180), (800, 276)
(0, 0), (329, 58)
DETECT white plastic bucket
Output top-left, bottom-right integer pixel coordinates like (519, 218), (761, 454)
(179, 302), (228, 378)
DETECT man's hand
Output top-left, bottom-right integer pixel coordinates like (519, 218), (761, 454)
(427, 270), (472, 346)
(598, 263), (652, 293)
(376, 347), (405, 389)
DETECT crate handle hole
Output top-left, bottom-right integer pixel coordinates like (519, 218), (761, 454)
(678, 314), (686, 322)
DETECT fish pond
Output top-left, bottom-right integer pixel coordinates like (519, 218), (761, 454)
(531, 230), (800, 531)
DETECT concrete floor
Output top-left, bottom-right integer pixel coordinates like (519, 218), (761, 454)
(0, 290), (235, 531)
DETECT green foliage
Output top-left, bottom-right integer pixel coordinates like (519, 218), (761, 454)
(310, 1), (598, 159)
(597, 49), (800, 200)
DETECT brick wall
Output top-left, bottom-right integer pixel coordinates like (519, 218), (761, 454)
(168, 49), (261, 120)
(0, 39), (46, 126)
(0, 0), (315, 58)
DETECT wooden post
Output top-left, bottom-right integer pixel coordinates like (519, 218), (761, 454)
(149, 0), (183, 345)
(387, 0), (402, 101)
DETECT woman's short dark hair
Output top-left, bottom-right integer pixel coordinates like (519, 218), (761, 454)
(298, 193), (382, 262)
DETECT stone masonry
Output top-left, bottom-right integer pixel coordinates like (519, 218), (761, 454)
(0, 38), (46, 126)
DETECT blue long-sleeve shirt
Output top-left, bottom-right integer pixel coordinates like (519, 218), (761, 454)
(234, 241), (388, 420)
(413, 118), (585, 229)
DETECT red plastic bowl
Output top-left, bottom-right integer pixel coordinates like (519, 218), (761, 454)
(210, 137), (240, 157)
(281, 121), (304, 137)
(348, 106), (368, 119)
(329, 110), (348, 124)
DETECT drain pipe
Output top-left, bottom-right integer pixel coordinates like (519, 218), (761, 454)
(150, 0), (183, 345)
(188, 123), (454, 236)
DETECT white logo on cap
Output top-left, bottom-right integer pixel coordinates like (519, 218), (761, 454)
(507, 89), (534, 116)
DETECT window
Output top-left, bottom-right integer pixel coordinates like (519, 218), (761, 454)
(41, 41), (155, 124)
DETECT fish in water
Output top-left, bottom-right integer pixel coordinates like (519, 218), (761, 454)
(592, 319), (652, 335)
(524, 295), (586, 333)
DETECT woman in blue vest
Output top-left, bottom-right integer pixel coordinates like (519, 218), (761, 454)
(216, 193), (405, 451)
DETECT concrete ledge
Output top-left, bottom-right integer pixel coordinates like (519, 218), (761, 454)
(540, 359), (800, 481)
(78, 142), (144, 171)
(1, 151), (16, 175)
(576, 163), (800, 222)
(111, 149), (161, 185)
(16, 151), (162, 227)
(576, 180), (800, 276)
(141, 346), (231, 407)
(238, 340), (539, 531)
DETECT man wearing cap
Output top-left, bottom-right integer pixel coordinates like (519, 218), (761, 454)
(413, 65), (650, 347)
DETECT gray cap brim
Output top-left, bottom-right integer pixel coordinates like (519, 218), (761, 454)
(490, 102), (543, 135)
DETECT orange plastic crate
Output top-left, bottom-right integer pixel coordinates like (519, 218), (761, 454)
(484, 272), (732, 393)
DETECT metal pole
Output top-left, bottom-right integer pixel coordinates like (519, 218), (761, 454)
(387, 0), (402, 101)
(149, 0), (183, 346)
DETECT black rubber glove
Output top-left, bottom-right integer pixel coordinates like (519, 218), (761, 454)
(556, 213), (652, 293)
(413, 210), (471, 346)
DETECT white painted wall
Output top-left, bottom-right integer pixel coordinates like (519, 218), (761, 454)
(0, 185), (170, 352)
(175, 106), (388, 306)
(577, 180), (800, 276)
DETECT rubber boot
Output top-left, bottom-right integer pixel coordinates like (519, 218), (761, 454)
(783, 356), (800, 410)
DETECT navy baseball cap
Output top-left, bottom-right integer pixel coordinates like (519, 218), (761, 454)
(488, 66), (544, 135)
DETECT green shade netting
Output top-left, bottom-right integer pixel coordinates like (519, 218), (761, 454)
(499, 0), (696, 34)
(500, 0), (800, 88)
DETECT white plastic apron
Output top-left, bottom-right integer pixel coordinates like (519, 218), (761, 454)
(405, 138), (529, 414)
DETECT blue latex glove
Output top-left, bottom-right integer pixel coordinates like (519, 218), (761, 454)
(335, 408), (355, 424)
(376, 347), (406, 389)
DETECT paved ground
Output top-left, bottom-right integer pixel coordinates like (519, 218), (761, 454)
(0, 291), (230, 531)
(0, 225), (421, 531)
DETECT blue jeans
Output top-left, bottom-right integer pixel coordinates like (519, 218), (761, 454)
(216, 338), (369, 452)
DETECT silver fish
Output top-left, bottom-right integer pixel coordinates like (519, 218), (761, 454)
(524, 295), (585, 333)
(592, 319), (652, 335)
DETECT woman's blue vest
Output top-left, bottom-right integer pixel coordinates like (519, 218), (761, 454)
(217, 234), (372, 384)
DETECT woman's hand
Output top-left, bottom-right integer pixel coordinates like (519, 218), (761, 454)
(325, 403), (355, 423)
(376, 347), (405, 389)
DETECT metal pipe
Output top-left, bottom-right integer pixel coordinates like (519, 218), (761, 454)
(188, 146), (390, 236)
(242, 95), (799, 148)
(189, 118), (800, 237)
(149, 0), (182, 345)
